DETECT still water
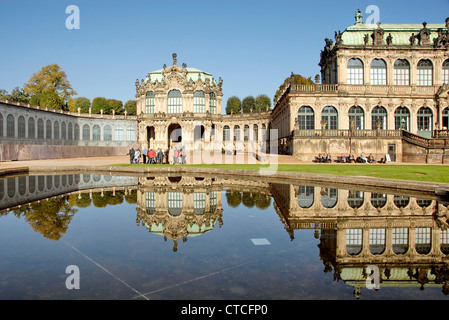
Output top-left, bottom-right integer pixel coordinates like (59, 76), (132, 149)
(0, 172), (449, 300)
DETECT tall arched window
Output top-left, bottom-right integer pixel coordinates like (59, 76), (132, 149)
(53, 121), (60, 140)
(370, 59), (387, 85)
(0, 113), (3, 137)
(321, 106), (338, 130)
(92, 125), (101, 141)
(61, 122), (66, 140)
(321, 187), (338, 208)
(37, 119), (44, 139)
(417, 107), (433, 138)
(104, 125), (112, 141)
(347, 58), (364, 85)
(244, 125), (249, 141)
(28, 117), (35, 139)
(417, 59), (433, 86)
(298, 186), (314, 208)
(348, 106), (365, 130)
(223, 125), (231, 141)
(6, 114), (15, 138)
(193, 91), (205, 113)
(167, 90), (182, 114)
(74, 123), (80, 140)
(114, 125), (123, 141)
(443, 59), (449, 85)
(82, 124), (90, 141)
(18, 116), (25, 138)
(253, 124), (258, 141)
(394, 59), (410, 86)
(371, 106), (387, 130)
(394, 106), (410, 130)
(210, 92), (217, 114)
(233, 125), (241, 141)
(145, 91), (155, 114)
(68, 123), (73, 140)
(298, 106), (315, 130)
(168, 192), (183, 216)
(46, 120), (52, 139)
(443, 107), (448, 129)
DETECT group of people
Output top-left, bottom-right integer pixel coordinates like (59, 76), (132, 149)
(128, 146), (187, 165)
(340, 153), (376, 164)
(316, 153), (378, 164)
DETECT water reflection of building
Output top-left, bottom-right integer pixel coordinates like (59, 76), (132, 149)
(270, 182), (449, 298)
(136, 176), (224, 251)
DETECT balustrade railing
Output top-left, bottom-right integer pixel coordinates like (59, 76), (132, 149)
(295, 129), (402, 138)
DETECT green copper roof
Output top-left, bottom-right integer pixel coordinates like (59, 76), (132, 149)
(341, 23), (446, 46)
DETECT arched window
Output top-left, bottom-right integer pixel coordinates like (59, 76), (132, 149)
(61, 122), (66, 140)
(168, 192), (183, 216)
(371, 106), (387, 130)
(46, 120), (52, 139)
(223, 125), (231, 141)
(18, 116), (25, 138)
(82, 124), (90, 141)
(210, 92), (217, 114)
(297, 186), (314, 208)
(348, 190), (364, 208)
(53, 121), (60, 140)
(321, 187), (338, 208)
(193, 91), (205, 113)
(104, 125), (112, 141)
(394, 106), (410, 130)
(114, 125), (123, 141)
(0, 113), (3, 137)
(146, 192), (156, 214)
(417, 107), (433, 135)
(371, 193), (387, 208)
(393, 228), (409, 255)
(415, 227), (432, 255)
(321, 106), (338, 130)
(443, 107), (449, 129)
(37, 119), (44, 139)
(253, 124), (258, 141)
(244, 125), (249, 141)
(6, 114), (15, 138)
(145, 91), (155, 114)
(298, 106), (315, 130)
(28, 117), (35, 139)
(92, 125), (101, 141)
(369, 228), (386, 255)
(417, 59), (433, 86)
(346, 229), (362, 255)
(74, 123), (80, 140)
(194, 192), (206, 215)
(443, 59), (449, 85)
(68, 122), (73, 140)
(394, 59), (410, 86)
(233, 125), (240, 141)
(394, 195), (410, 208)
(167, 90), (182, 114)
(370, 59), (387, 85)
(348, 106), (365, 130)
(126, 126), (135, 141)
(347, 58), (364, 85)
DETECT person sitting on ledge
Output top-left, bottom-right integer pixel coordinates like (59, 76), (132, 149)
(359, 152), (368, 163)
(369, 154), (376, 164)
(325, 153), (332, 163)
(348, 153), (355, 163)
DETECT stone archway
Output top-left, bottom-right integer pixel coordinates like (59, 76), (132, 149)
(147, 126), (155, 149)
(168, 123), (182, 148)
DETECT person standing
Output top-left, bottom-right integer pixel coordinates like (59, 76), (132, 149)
(128, 148), (135, 164)
(134, 148), (141, 164)
(142, 147), (147, 164)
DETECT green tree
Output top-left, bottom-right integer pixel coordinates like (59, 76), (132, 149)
(107, 99), (124, 115)
(39, 89), (65, 110)
(275, 73), (314, 100)
(255, 94), (271, 112)
(73, 97), (91, 113)
(226, 96), (241, 114)
(23, 64), (77, 109)
(91, 97), (109, 114)
(242, 96), (255, 113)
(3, 86), (30, 103)
(124, 100), (137, 115)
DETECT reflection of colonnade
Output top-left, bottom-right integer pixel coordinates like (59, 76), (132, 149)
(270, 182), (449, 297)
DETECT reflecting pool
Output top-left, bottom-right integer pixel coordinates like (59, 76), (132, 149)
(1, 172), (449, 300)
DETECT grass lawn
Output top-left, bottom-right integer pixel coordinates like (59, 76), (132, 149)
(112, 163), (449, 184)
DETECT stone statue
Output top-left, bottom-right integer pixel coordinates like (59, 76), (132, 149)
(172, 53), (177, 65)
(386, 33), (393, 45)
(355, 9), (363, 25)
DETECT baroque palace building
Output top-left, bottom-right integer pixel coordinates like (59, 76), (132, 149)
(272, 10), (449, 163)
(1, 11), (449, 163)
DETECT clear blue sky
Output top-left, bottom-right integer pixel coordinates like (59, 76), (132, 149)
(1, 0), (448, 111)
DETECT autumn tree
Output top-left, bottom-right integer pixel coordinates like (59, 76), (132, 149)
(24, 64), (77, 110)
(124, 100), (137, 115)
(274, 74), (314, 100)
